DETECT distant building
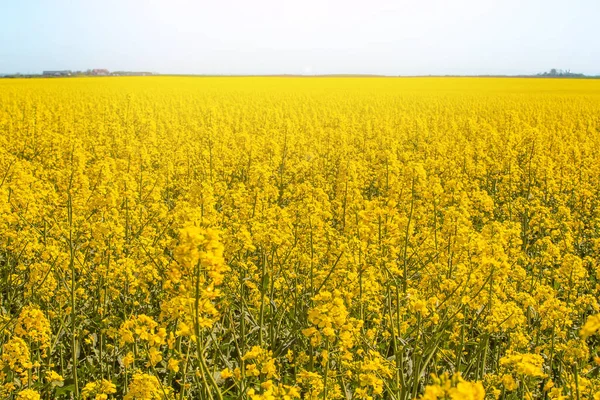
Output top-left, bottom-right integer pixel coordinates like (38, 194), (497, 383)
(43, 70), (72, 76)
(92, 69), (110, 76)
(111, 71), (155, 76)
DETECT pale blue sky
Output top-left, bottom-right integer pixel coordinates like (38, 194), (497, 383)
(1, 0), (599, 75)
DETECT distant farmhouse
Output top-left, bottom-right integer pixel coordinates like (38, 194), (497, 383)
(111, 71), (155, 76)
(43, 70), (72, 77)
(92, 69), (110, 76)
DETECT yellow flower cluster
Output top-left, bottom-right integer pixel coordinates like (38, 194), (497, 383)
(500, 352), (546, 378)
(421, 373), (485, 400)
(124, 373), (169, 400)
(247, 381), (301, 400)
(15, 305), (52, 351)
(302, 290), (360, 348)
(581, 314), (600, 339)
(1, 76), (600, 398)
(1, 337), (33, 380)
(82, 379), (117, 400)
(15, 389), (41, 400)
(243, 346), (279, 379)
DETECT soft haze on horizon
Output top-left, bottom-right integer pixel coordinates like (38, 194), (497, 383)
(1, 0), (599, 76)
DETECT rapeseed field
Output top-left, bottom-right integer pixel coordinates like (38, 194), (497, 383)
(1, 77), (600, 399)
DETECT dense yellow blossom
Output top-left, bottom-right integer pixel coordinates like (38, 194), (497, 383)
(500, 352), (546, 378)
(243, 346), (279, 379)
(124, 373), (169, 400)
(45, 370), (64, 388)
(421, 373), (485, 400)
(1, 76), (600, 398)
(82, 379), (117, 400)
(15, 305), (52, 351)
(2, 337), (33, 377)
(15, 389), (41, 400)
(581, 314), (600, 339)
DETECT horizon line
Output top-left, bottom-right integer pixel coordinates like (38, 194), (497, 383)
(2, 73), (599, 79)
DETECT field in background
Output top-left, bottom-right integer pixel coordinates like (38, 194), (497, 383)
(1, 77), (600, 399)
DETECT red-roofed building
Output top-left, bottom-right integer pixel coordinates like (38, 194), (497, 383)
(92, 69), (109, 76)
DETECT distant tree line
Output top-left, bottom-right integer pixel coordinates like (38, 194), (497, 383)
(537, 69), (585, 78)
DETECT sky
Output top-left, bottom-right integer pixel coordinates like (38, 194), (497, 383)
(1, 0), (599, 76)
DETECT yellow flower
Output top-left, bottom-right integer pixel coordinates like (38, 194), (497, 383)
(45, 370), (65, 387)
(220, 368), (233, 379)
(421, 373), (484, 400)
(448, 381), (485, 400)
(15, 306), (52, 351)
(580, 314), (600, 339)
(124, 373), (167, 400)
(122, 351), (135, 368)
(500, 352), (546, 378)
(16, 389), (41, 400)
(2, 337), (33, 376)
(168, 358), (180, 373)
(501, 374), (518, 391)
(82, 379), (117, 400)
(146, 346), (163, 367)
